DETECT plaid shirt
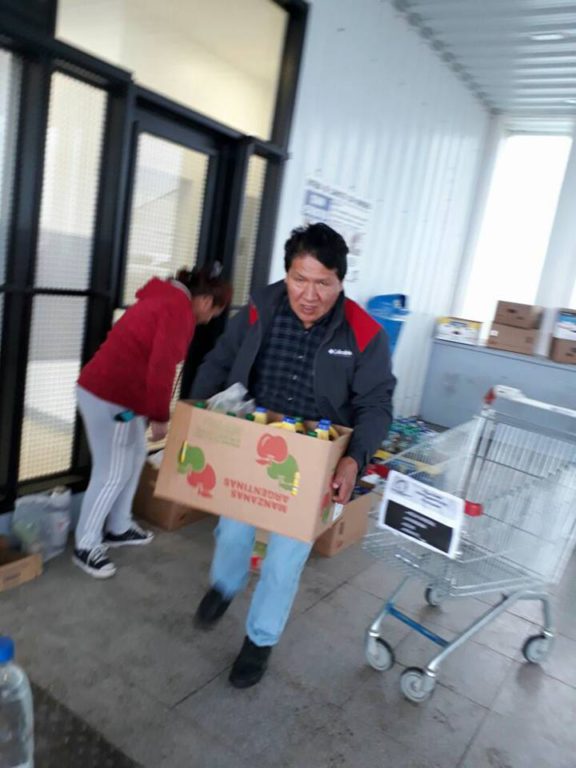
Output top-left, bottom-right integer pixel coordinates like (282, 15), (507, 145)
(251, 295), (334, 420)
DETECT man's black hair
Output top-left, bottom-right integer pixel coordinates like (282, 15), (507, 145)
(284, 223), (348, 281)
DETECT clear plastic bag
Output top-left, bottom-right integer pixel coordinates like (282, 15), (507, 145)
(12, 487), (71, 562)
(206, 383), (255, 416)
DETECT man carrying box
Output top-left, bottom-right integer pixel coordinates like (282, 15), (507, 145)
(191, 223), (395, 688)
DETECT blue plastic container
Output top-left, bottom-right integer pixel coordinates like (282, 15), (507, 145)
(366, 294), (410, 354)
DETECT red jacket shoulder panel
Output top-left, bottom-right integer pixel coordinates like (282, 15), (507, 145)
(249, 302), (259, 326)
(344, 299), (381, 353)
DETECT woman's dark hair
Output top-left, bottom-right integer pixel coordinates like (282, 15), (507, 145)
(284, 223), (348, 281)
(175, 265), (232, 308)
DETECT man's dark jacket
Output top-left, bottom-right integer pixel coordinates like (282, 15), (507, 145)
(191, 281), (396, 470)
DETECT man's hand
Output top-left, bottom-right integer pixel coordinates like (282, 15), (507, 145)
(332, 456), (359, 504)
(150, 421), (169, 442)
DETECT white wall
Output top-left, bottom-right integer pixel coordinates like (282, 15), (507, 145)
(271, 0), (490, 417)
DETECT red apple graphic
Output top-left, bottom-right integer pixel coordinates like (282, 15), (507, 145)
(256, 434), (288, 465)
(321, 490), (331, 510)
(187, 464), (216, 497)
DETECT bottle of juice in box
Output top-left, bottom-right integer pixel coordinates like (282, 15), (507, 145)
(254, 407), (268, 424)
(316, 420), (331, 440)
(294, 417), (305, 434)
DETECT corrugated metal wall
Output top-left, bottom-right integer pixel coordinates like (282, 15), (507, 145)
(271, 0), (491, 417)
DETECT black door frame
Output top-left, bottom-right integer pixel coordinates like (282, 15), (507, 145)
(0, 0), (309, 509)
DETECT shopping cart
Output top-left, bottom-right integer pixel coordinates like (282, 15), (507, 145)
(362, 386), (576, 703)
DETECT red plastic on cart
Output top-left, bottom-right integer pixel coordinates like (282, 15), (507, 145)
(464, 500), (483, 517)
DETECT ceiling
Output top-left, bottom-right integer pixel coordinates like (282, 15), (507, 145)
(394, 0), (576, 127)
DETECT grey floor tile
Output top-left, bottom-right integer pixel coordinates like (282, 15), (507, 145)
(461, 711), (575, 768)
(491, 661), (576, 752)
(94, 618), (240, 708)
(174, 668), (342, 763)
(339, 668), (488, 767)
(274, 583), (408, 706)
(465, 610), (538, 661)
(264, 713), (451, 768)
(348, 558), (411, 600)
(556, 605), (576, 642)
(305, 541), (375, 586)
(394, 633), (513, 708)
(537, 632), (576, 689)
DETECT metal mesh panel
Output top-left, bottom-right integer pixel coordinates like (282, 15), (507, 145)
(19, 297), (87, 480)
(0, 49), (20, 288)
(35, 72), (106, 290)
(123, 133), (209, 305)
(231, 155), (267, 306)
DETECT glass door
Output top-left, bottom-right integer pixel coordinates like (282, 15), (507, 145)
(121, 110), (219, 307)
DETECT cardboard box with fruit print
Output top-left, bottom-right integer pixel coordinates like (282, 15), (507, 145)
(154, 402), (352, 543)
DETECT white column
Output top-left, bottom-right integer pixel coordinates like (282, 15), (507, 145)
(451, 115), (505, 317)
(534, 128), (576, 354)
(536, 127), (576, 309)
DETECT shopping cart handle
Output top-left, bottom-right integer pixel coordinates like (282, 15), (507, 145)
(487, 385), (576, 419)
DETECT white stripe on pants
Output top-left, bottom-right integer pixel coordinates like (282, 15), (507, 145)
(75, 386), (148, 550)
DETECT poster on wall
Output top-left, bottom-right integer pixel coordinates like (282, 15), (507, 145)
(302, 179), (371, 284)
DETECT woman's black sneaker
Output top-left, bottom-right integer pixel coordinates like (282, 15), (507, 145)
(104, 524), (154, 547)
(72, 545), (116, 579)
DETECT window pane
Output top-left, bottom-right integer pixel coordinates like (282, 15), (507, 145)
(232, 155), (267, 307)
(35, 73), (106, 290)
(0, 49), (21, 355)
(19, 297), (87, 481)
(460, 134), (572, 322)
(0, 49), (20, 288)
(123, 133), (209, 304)
(56, 0), (287, 140)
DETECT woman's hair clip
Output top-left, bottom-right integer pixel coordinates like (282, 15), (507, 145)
(210, 261), (223, 279)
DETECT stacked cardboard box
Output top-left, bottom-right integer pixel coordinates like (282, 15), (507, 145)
(435, 317), (482, 345)
(0, 537), (42, 593)
(313, 491), (375, 557)
(134, 459), (208, 531)
(550, 309), (576, 365)
(487, 301), (542, 356)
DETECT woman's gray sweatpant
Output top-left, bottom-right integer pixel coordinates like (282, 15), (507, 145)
(75, 386), (147, 550)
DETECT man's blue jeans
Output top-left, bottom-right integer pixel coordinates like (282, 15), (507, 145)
(210, 517), (313, 647)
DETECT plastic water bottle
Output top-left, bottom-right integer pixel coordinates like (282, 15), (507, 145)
(0, 637), (34, 768)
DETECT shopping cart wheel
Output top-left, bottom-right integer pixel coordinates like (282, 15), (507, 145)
(424, 585), (446, 608)
(365, 635), (395, 671)
(522, 633), (553, 664)
(400, 667), (435, 703)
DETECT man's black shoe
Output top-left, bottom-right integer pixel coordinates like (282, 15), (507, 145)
(194, 587), (232, 628)
(229, 636), (272, 689)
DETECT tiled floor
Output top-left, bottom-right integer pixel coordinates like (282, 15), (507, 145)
(2, 517), (575, 768)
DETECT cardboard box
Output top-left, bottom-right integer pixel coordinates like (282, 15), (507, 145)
(155, 402), (352, 543)
(0, 538), (42, 593)
(553, 309), (576, 341)
(134, 461), (207, 531)
(487, 324), (537, 355)
(313, 492), (375, 557)
(494, 301), (542, 330)
(550, 338), (576, 365)
(435, 317), (482, 345)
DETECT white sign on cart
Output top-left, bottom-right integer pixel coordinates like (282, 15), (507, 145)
(379, 470), (464, 559)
